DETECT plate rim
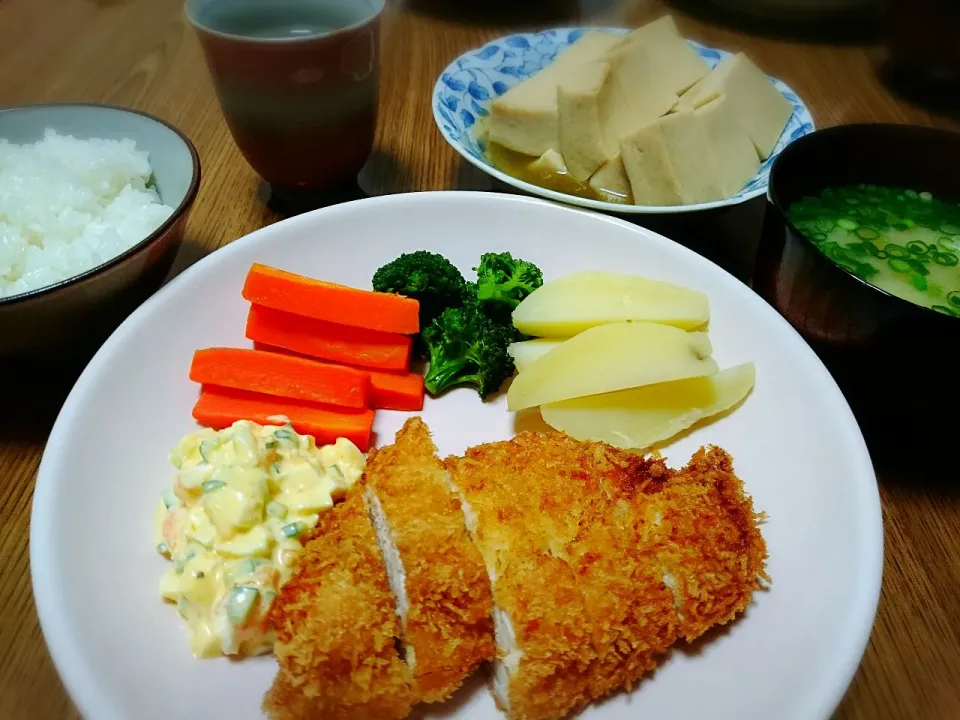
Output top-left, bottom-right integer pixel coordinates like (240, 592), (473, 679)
(30, 191), (882, 720)
(432, 26), (815, 215)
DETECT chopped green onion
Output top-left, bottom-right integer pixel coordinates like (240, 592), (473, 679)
(939, 236), (960, 251)
(329, 464), (345, 481)
(281, 522), (303, 538)
(940, 222), (960, 235)
(267, 501), (288, 519)
(161, 488), (179, 509)
(265, 440), (278, 450)
(947, 291), (960, 308)
(837, 218), (858, 230)
(201, 479), (225, 493)
(911, 274), (928, 292)
(271, 461), (281, 475)
(856, 227), (880, 240)
(886, 244), (909, 259)
(933, 305), (959, 317)
(905, 189), (919, 199)
(907, 241), (929, 255)
(226, 586), (259, 624)
(919, 191), (933, 202)
(888, 258), (911, 273)
(934, 252), (959, 267)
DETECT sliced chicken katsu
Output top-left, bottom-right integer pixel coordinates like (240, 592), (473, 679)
(364, 418), (495, 702)
(264, 491), (414, 720)
(638, 446), (769, 641)
(445, 432), (767, 720)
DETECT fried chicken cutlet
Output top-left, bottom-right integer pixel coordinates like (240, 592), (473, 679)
(364, 418), (495, 702)
(264, 491), (414, 720)
(445, 432), (767, 720)
(266, 421), (766, 720)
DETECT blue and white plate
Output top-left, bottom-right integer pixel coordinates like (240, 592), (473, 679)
(432, 27), (815, 214)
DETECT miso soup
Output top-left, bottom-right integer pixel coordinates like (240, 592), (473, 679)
(787, 185), (960, 317)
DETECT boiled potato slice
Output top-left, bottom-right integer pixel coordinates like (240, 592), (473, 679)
(508, 339), (564, 373)
(540, 362), (755, 449)
(506, 321), (718, 411)
(512, 270), (709, 337)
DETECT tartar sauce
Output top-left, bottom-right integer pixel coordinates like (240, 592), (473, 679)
(153, 420), (364, 657)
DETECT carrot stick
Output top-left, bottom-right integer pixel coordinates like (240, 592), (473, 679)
(251, 341), (425, 412)
(242, 263), (420, 334)
(189, 347), (370, 409)
(364, 369), (425, 411)
(246, 304), (412, 371)
(192, 385), (375, 451)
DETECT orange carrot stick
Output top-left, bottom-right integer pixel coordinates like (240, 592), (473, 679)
(246, 304), (412, 371)
(250, 341), (425, 412)
(242, 263), (420, 334)
(364, 369), (425, 411)
(192, 385), (375, 451)
(189, 347), (370, 409)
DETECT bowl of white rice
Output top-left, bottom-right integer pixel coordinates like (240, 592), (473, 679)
(0, 104), (200, 356)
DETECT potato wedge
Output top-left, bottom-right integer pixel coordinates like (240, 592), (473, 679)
(540, 362), (755, 449)
(506, 321), (718, 411)
(512, 270), (709, 337)
(507, 339), (564, 373)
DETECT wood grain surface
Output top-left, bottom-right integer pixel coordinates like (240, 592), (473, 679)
(1, 1), (958, 719)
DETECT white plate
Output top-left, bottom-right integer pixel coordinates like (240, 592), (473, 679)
(432, 27), (815, 214)
(32, 192), (880, 720)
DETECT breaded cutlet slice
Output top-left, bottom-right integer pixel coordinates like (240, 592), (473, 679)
(364, 418), (495, 703)
(445, 432), (683, 720)
(638, 446), (769, 641)
(264, 491), (414, 720)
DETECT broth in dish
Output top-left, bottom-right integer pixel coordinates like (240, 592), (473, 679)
(485, 142), (631, 204)
(787, 185), (960, 317)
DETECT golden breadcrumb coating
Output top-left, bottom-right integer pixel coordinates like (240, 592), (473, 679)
(638, 446), (769, 641)
(446, 433), (677, 720)
(446, 432), (767, 720)
(264, 491), (414, 720)
(364, 417), (495, 703)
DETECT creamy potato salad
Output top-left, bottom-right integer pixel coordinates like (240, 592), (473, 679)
(153, 420), (365, 658)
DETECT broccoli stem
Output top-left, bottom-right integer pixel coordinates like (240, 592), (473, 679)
(424, 357), (470, 395)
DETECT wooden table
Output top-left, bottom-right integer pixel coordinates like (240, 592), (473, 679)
(1, 0), (958, 718)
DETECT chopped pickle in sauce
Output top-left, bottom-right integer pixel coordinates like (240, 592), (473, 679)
(153, 420), (365, 658)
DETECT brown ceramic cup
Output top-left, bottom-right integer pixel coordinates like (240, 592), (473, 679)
(186, 0), (383, 198)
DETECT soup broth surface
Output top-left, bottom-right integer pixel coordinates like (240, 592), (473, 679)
(788, 184), (960, 317)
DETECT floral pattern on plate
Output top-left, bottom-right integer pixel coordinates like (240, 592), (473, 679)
(432, 27), (815, 214)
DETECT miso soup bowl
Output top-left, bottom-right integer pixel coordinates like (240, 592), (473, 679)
(754, 123), (960, 443)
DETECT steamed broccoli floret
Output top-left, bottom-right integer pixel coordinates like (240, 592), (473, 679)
(422, 305), (515, 399)
(372, 251), (469, 327)
(473, 252), (543, 323)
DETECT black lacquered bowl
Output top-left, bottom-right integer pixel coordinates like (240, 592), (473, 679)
(754, 123), (960, 443)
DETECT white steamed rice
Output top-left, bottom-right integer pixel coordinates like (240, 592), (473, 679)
(0, 129), (175, 299)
